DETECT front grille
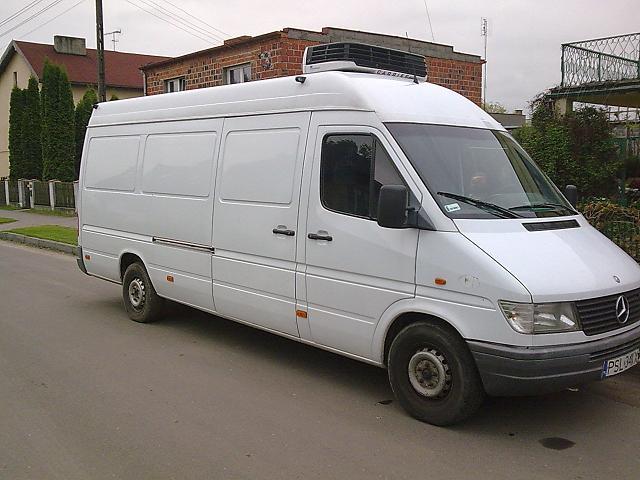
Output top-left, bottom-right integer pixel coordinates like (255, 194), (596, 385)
(305, 42), (427, 77)
(576, 288), (640, 336)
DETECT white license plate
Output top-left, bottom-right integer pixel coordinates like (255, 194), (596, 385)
(602, 349), (640, 378)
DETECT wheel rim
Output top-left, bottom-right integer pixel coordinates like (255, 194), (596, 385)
(128, 277), (146, 310)
(407, 348), (452, 398)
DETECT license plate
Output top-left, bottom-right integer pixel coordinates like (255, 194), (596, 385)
(602, 349), (640, 378)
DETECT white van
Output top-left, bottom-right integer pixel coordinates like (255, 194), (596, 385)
(77, 43), (640, 425)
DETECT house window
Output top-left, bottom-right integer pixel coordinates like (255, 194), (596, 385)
(13, 71), (18, 87)
(164, 77), (186, 93)
(224, 63), (251, 84)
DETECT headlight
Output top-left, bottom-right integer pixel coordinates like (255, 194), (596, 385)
(499, 301), (579, 334)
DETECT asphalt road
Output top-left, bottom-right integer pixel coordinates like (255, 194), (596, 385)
(1, 241), (640, 480)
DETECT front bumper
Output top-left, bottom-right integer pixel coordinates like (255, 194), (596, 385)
(468, 325), (640, 396)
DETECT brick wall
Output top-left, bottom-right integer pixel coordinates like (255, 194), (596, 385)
(426, 57), (483, 105)
(144, 34), (319, 96)
(144, 31), (483, 105)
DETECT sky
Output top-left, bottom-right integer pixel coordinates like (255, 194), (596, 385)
(0, 0), (638, 113)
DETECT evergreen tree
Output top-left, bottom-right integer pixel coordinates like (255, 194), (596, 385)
(74, 89), (97, 178)
(41, 61), (75, 181)
(8, 86), (27, 178)
(22, 76), (43, 179)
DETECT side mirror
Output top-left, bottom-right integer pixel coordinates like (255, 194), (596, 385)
(377, 185), (408, 228)
(564, 184), (578, 207)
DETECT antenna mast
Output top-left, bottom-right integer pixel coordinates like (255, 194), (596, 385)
(481, 17), (488, 109)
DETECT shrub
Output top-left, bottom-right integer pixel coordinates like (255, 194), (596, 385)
(41, 61), (75, 181)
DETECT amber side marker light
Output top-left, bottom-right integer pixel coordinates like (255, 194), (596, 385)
(166, 275), (174, 283)
(435, 278), (447, 286)
(84, 254), (90, 260)
(296, 310), (308, 318)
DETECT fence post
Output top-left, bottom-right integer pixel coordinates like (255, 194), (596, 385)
(3, 180), (8, 205)
(73, 181), (79, 213)
(17, 180), (25, 208)
(49, 180), (56, 210)
(29, 181), (35, 209)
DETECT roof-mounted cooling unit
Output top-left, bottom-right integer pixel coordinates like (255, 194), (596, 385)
(302, 42), (427, 80)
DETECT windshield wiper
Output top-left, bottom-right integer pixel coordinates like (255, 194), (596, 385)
(436, 192), (522, 219)
(509, 202), (577, 214)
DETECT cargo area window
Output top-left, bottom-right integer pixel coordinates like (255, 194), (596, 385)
(225, 63), (251, 84)
(320, 134), (404, 219)
(164, 77), (186, 93)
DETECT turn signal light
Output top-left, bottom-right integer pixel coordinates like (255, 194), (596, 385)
(435, 277), (447, 285)
(84, 254), (90, 260)
(166, 275), (174, 283)
(296, 309), (307, 318)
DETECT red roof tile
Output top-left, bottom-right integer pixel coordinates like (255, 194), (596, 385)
(12, 40), (169, 89)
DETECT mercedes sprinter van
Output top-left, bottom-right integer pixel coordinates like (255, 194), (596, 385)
(77, 43), (640, 425)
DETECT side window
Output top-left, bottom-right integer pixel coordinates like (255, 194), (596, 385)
(321, 134), (405, 219)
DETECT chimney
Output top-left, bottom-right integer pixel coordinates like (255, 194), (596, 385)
(514, 109), (523, 115)
(53, 35), (86, 55)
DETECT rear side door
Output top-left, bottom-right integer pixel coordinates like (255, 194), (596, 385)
(212, 112), (310, 336)
(303, 115), (420, 359)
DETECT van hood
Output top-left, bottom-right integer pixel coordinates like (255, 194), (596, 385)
(455, 216), (640, 303)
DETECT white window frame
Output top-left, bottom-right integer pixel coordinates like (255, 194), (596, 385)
(224, 63), (251, 85)
(164, 77), (186, 93)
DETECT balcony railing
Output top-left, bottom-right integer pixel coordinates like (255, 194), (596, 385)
(561, 33), (640, 87)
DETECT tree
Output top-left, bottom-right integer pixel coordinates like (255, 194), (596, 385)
(41, 61), (75, 181)
(513, 101), (620, 198)
(22, 76), (43, 179)
(74, 89), (98, 178)
(483, 101), (507, 113)
(8, 86), (27, 178)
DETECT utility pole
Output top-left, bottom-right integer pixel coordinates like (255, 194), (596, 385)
(481, 17), (488, 110)
(95, 0), (106, 102)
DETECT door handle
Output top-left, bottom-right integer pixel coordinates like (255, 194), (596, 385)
(308, 232), (333, 242)
(273, 227), (295, 236)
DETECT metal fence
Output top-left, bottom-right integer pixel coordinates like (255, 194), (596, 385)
(54, 182), (75, 209)
(33, 180), (50, 206)
(601, 220), (640, 262)
(8, 181), (18, 203)
(1, 179), (77, 210)
(561, 32), (640, 87)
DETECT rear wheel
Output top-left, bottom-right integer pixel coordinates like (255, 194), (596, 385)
(122, 262), (164, 323)
(388, 321), (484, 426)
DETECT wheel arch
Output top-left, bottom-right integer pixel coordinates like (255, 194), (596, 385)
(372, 299), (469, 367)
(119, 251), (146, 281)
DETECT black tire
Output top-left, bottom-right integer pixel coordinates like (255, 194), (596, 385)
(388, 321), (485, 426)
(122, 262), (164, 323)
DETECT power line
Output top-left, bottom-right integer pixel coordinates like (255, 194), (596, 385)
(136, 0), (224, 42)
(0, 0), (67, 39)
(156, 0), (229, 38)
(0, 0), (48, 29)
(124, 0), (215, 44)
(21, 0), (87, 38)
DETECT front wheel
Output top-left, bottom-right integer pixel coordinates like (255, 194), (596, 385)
(122, 262), (164, 323)
(388, 322), (485, 426)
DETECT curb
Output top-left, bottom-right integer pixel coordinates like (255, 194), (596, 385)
(0, 232), (78, 256)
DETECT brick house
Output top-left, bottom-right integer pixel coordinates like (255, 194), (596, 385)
(141, 27), (483, 104)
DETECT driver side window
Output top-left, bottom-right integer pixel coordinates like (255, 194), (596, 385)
(320, 134), (404, 219)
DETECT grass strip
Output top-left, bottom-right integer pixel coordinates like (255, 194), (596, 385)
(6, 225), (78, 245)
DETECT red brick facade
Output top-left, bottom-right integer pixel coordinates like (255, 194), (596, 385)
(142, 28), (483, 104)
(426, 57), (483, 105)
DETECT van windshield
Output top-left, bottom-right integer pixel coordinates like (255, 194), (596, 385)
(386, 123), (576, 219)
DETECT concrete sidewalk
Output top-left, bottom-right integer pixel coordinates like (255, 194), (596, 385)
(0, 208), (76, 231)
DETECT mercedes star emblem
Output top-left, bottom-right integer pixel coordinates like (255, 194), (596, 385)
(615, 295), (630, 324)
